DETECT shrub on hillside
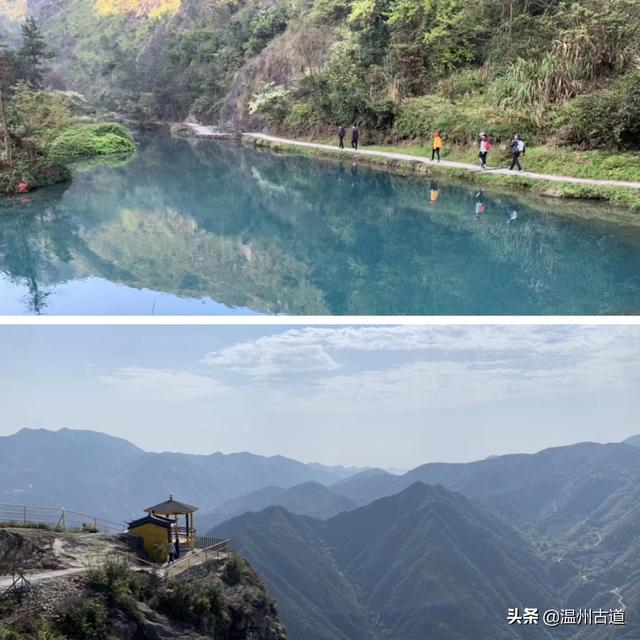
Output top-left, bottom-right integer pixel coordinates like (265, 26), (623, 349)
(154, 577), (224, 630)
(249, 83), (293, 127)
(57, 598), (110, 640)
(220, 555), (252, 586)
(554, 72), (640, 149)
(393, 95), (536, 145)
(437, 67), (490, 101)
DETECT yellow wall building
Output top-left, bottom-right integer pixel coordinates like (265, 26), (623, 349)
(128, 514), (173, 563)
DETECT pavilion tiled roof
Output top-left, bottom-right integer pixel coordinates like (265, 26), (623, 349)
(144, 495), (198, 514)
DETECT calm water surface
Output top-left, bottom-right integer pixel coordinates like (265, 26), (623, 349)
(1, 133), (640, 315)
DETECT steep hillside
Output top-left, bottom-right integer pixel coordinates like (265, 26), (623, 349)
(0, 427), (144, 508)
(4, 0), (640, 151)
(216, 507), (370, 640)
(214, 483), (558, 640)
(332, 442), (640, 539)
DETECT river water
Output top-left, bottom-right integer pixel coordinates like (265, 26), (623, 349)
(1, 133), (639, 315)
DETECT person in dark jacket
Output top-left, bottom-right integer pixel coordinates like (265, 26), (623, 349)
(509, 134), (525, 171)
(338, 126), (346, 149)
(174, 536), (180, 559)
(351, 125), (360, 150)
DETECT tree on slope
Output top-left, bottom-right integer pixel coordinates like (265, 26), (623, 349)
(18, 18), (51, 89)
(0, 36), (13, 163)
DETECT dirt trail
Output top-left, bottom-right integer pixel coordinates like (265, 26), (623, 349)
(611, 586), (626, 610)
(0, 529), (133, 589)
(0, 567), (86, 589)
(188, 125), (640, 191)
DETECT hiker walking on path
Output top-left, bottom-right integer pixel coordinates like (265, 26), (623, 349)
(509, 134), (525, 171)
(431, 132), (443, 162)
(168, 541), (176, 563)
(478, 133), (490, 170)
(338, 126), (346, 149)
(351, 125), (360, 150)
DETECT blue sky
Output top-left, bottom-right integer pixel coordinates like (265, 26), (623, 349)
(1, 325), (638, 468)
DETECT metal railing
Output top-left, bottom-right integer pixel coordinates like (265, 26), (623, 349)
(166, 539), (230, 579)
(194, 535), (228, 550)
(0, 503), (125, 533)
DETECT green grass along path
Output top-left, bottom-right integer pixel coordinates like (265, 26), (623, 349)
(187, 124), (640, 191)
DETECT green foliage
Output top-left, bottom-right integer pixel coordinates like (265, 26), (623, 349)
(17, 18), (51, 88)
(86, 555), (143, 624)
(0, 521), (55, 530)
(154, 576), (224, 630)
(245, 7), (289, 57)
(310, 0), (351, 22)
(436, 67), (490, 102)
(50, 123), (135, 157)
(7, 82), (71, 148)
(57, 598), (110, 640)
(87, 555), (138, 606)
(0, 155), (71, 195)
(220, 554), (253, 586)
(554, 72), (640, 149)
(249, 82), (293, 126)
(393, 95), (536, 144)
(252, 39), (397, 134)
(387, 0), (488, 75)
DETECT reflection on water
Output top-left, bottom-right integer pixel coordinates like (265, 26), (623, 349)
(1, 133), (640, 315)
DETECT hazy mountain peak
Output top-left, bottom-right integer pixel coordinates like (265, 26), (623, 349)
(624, 434), (640, 448)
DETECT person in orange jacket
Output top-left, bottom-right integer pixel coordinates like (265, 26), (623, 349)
(431, 132), (443, 162)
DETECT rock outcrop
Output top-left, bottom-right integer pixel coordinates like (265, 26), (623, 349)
(0, 528), (287, 640)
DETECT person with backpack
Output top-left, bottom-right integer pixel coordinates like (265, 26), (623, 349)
(509, 134), (525, 171)
(351, 125), (360, 150)
(338, 126), (346, 149)
(478, 132), (490, 169)
(431, 131), (443, 162)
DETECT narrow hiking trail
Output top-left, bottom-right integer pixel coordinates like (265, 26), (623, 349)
(187, 124), (640, 191)
(611, 586), (626, 610)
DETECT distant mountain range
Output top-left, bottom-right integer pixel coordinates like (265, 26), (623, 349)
(198, 481), (360, 533)
(0, 428), (367, 520)
(3, 427), (640, 639)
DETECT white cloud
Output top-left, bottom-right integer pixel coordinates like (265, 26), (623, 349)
(282, 346), (639, 411)
(221, 326), (640, 411)
(99, 368), (228, 401)
(202, 326), (638, 380)
(203, 339), (341, 377)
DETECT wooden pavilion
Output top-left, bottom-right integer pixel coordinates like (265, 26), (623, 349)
(144, 495), (198, 551)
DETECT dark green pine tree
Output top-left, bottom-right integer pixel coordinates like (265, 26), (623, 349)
(18, 17), (51, 89)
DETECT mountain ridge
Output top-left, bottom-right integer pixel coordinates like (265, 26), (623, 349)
(0, 427), (364, 520)
(213, 482), (558, 640)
